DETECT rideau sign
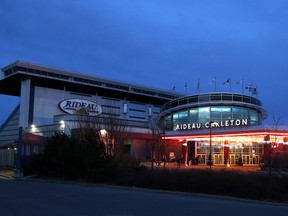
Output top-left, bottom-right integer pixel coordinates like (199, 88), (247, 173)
(59, 99), (102, 116)
(175, 119), (248, 130)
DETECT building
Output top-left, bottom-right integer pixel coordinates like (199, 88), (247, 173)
(160, 93), (288, 166)
(0, 61), (288, 168)
(0, 61), (182, 166)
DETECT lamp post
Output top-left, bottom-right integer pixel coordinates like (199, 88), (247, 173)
(207, 122), (214, 171)
(108, 140), (113, 156)
(160, 130), (167, 168)
(100, 129), (111, 156)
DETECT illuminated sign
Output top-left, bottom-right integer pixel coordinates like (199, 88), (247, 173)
(59, 99), (102, 116)
(175, 119), (248, 130)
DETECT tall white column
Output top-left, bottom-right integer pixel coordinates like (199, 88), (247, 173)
(19, 78), (31, 128)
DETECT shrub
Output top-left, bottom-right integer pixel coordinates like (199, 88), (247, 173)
(107, 168), (288, 203)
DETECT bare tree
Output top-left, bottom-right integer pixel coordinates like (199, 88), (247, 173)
(101, 108), (129, 160)
(148, 114), (162, 169)
(73, 104), (129, 160)
(267, 115), (282, 174)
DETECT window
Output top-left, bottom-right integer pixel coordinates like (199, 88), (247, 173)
(189, 108), (198, 119)
(233, 95), (242, 102)
(243, 96), (250, 103)
(211, 112), (221, 120)
(198, 107), (210, 122)
(188, 96), (198, 103)
(199, 95), (210, 102)
(250, 110), (258, 123)
(171, 101), (178, 108)
(232, 107), (242, 113)
(233, 113), (242, 119)
(211, 94), (221, 101)
(178, 110), (188, 119)
(222, 107), (231, 112)
(179, 99), (188, 106)
(222, 113), (232, 119)
(173, 113), (179, 120)
(211, 107), (222, 112)
(222, 94), (232, 101)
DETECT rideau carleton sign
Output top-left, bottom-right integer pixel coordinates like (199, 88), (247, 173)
(59, 99), (102, 116)
(175, 119), (248, 130)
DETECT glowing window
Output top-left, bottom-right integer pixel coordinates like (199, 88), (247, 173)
(173, 113), (179, 119)
(211, 107), (221, 112)
(178, 111), (188, 119)
(198, 107), (210, 121)
(189, 109), (198, 118)
(222, 107), (231, 112)
(232, 107), (242, 113)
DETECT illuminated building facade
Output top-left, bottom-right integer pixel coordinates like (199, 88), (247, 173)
(0, 61), (288, 167)
(0, 61), (181, 166)
(160, 93), (288, 165)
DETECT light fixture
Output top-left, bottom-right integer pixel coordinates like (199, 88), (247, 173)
(100, 129), (107, 137)
(31, 124), (37, 132)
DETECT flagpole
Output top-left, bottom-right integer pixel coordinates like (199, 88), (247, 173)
(197, 79), (200, 94)
(172, 85), (176, 92)
(253, 86), (258, 99)
(210, 77), (217, 92)
(223, 78), (231, 92)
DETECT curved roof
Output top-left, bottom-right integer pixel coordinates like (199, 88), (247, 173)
(160, 92), (268, 120)
(0, 61), (183, 105)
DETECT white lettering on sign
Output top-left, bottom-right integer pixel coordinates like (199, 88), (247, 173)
(59, 99), (102, 116)
(175, 119), (248, 130)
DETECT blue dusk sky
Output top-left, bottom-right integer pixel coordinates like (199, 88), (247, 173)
(1, 0), (288, 125)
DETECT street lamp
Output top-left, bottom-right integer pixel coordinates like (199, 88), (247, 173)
(160, 131), (166, 167)
(60, 120), (65, 132)
(207, 121), (216, 170)
(108, 140), (113, 156)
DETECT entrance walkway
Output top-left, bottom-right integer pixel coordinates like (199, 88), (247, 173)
(152, 162), (261, 172)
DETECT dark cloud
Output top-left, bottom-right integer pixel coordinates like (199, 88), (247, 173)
(1, 0), (288, 124)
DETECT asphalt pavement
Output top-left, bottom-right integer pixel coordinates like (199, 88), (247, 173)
(0, 178), (288, 216)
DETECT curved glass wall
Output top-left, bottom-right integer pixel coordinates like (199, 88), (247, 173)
(164, 105), (261, 130)
(161, 93), (266, 131)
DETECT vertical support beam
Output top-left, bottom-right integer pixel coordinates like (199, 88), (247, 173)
(224, 140), (230, 165)
(182, 142), (188, 165)
(19, 78), (31, 128)
(14, 126), (23, 178)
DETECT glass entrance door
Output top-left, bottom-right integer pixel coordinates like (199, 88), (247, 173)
(197, 154), (206, 164)
(243, 155), (249, 164)
(229, 155), (235, 164)
(213, 154), (223, 164)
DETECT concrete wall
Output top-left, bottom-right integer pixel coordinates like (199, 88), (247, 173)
(0, 149), (15, 167)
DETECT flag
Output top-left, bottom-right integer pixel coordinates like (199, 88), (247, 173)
(210, 78), (215, 85)
(245, 84), (253, 91)
(172, 85), (176, 91)
(184, 81), (187, 88)
(236, 79), (244, 93)
(223, 78), (230, 84)
(236, 80), (242, 85)
(197, 79), (200, 90)
(210, 77), (216, 91)
(245, 82), (258, 97)
(252, 87), (258, 95)
(223, 78), (232, 92)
